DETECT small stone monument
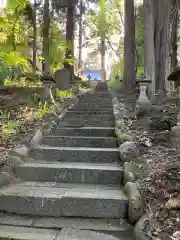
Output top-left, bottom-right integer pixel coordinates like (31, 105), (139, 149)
(41, 75), (56, 102)
(54, 68), (71, 90)
(135, 73), (152, 115)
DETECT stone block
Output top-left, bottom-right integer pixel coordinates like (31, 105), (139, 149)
(9, 145), (29, 160)
(123, 162), (136, 184)
(61, 188), (128, 218)
(134, 214), (155, 240)
(42, 136), (117, 148)
(0, 172), (17, 188)
(29, 146), (120, 163)
(119, 142), (138, 164)
(54, 68), (71, 90)
(171, 126), (180, 137)
(117, 133), (133, 144)
(0, 225), (58, 240)
(15, 162), (123, 185)
(30, 129), (43, 148)
(54, 127), (115, 137)
(56, 229), (120, 240)
(124, 182), (144, 224)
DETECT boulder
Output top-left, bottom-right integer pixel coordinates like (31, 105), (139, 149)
(0, 172), (17, 188)
(123, 162), (136, 184)
(125, 182), (144, 224)
(134, 215), (156, 240)
(171, 126), (180, 138)
(119, 141), (138, 163)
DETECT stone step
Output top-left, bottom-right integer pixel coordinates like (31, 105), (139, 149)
(67, 110), (114, 115)
(0, 225), (58, 240)
(65, 113), (114, 118)
(53, 127), (115, 137)
(58, 119), (115, 127)
(0, 214), (133, 239)
(70, 107), (113, 111)
(78, 99), (112, 103)
(0, 182), (128, 218)
(76, 103), (113, 107)
(15, 162), (123, 184)
(78, 98), (112, 101)
(62, 115), (115, 122)
(42, 136), (117, 148)
(29, 146), (119, 163)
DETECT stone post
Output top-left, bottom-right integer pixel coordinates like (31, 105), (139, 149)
(41, 76), (56, 103)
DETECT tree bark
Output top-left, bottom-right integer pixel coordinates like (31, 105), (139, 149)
(42, 0), (50, 75)
(123, 0), (136, 93)
(78, 0), (83, 73)
(154, 0), (169, 96)
(171, 0), (178, 71)
(100, 36), (106, 82)
(32, 0), (37, 74)
(144, 0), (155, 101)
(144, 0), (169, 101)
(65, 4), (75, 81)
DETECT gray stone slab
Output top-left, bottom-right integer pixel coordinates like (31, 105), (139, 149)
(18, 182), (120, 190)
(54, 127), (115, 137)
(29, 146), (120, 163)
(0, 215), (33, 227)
(62, 115), (115, 121)
(0, 214), (132, 233)
(61, 188), (128, 218)
(0, 182), (127, 218)
(0, 225), (58, 240)
(58, 119), (115, 127)
(76, 103), (113, 108)
(71, 107), (113, 112)
(33, 217), (130, 232)
(15, 162), (123, 184)
(66, 110), (114, 115)
(0, 184), (68, 216)
(54, 68), (71, 90)
(0, 214), (133, 238)
(42, 136), (117, 148)
(56, 229), (119, 240)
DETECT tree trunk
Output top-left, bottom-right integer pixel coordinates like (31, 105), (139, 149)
(100, 36), (106, 82)
(144, 0), (156, 101)
(154, 0), (169, 97)
(42, 0), (50, 75)
(65, 4), (75, 82)
(32, 0), (37, 74)
(144, 0), (169, 101)
(78, 0), (83, 73)
(123, 0), (136, 93)
(171, 0), (178, 71)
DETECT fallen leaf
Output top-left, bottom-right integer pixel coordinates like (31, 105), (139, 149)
(165, 198), (180, 210)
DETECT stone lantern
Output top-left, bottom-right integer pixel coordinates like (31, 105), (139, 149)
(136, 73), (152, 114)
(41, 75), (56, 102)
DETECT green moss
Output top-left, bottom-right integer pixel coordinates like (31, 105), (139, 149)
(117, 133), (133, 143)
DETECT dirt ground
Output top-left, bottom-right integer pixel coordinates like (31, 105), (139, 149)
(129, 122), (180, 239)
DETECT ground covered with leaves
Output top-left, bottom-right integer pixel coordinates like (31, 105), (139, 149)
(130, 126), (180, 239)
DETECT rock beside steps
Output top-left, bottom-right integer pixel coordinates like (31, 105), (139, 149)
(0, 83), (133, 239)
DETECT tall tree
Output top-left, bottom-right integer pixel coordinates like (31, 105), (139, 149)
(123, 0), (136, 93)
(64, 3), (75, 81)
(99, 0), (106, 82)
(144, 0), (170, 100)
(32, 0), (37, 74)
(42, 0), (50, 75)
(78, 0), (83, 72)
(170, 0), (179, 71)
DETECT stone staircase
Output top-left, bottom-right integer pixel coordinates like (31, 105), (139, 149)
(0, 82), (133, 239)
